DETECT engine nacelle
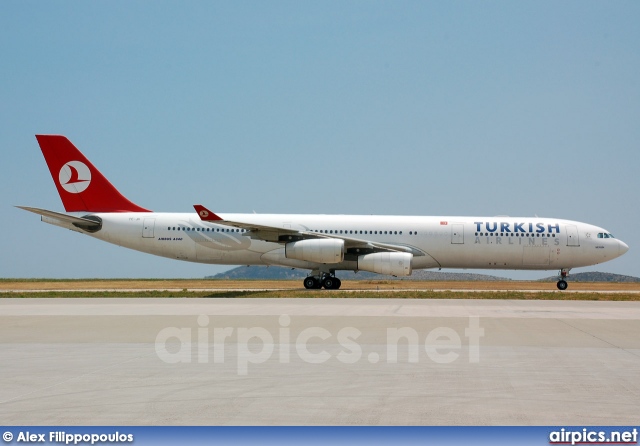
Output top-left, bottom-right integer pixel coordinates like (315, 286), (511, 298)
(285, 239), (344, 264)
(357, 252), (413, 276)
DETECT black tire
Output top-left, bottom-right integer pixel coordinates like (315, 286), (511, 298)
(557, 280), (568, 291)
(323, 277), (335, 289)
(335, 278), (342, 289)
(304, 277), (317, 289)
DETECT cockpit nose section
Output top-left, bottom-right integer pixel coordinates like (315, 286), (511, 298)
(618, 240), (629, 256)
(593, 229), (628, 259)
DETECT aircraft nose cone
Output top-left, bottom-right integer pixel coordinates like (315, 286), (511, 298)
(619, 240), (629, 256)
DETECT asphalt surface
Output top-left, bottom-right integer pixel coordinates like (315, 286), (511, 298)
(1, 298), (639, 425)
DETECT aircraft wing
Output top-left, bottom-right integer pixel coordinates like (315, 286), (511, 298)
(193, 204), (425, 256)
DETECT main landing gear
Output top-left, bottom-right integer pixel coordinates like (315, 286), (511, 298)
(557, 268), (570, 290)
(303, 273), (342, 290)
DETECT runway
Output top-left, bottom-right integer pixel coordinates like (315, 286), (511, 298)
(1, 298), (639, 425)
(5, 287), (640, 294)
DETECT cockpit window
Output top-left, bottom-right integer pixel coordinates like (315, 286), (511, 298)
(597, 233), (615, 239)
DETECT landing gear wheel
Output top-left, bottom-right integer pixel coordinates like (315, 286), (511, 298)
(335, 278), (342, 290)
(557, 280), (568, 291)
(304, 277), (318, 289)
(322, 277), (336, 290)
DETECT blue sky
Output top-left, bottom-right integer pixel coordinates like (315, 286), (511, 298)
(1, 1), (638, 279)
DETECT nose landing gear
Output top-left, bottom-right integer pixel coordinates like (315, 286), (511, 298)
(557, 268), (570, 290)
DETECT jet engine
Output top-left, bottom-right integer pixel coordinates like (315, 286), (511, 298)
(285, 239), (345, 264)
(357, 252), (413, 276)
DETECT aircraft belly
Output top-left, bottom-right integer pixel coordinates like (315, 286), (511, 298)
(195, 241), (225, 261)
(522, 246), (551, 266)
(434, 241), (525, 269)
(411, 254), (440, 270)
(261, 248), (318, 269)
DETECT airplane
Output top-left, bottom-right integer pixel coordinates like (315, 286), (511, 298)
(18, 135), (629, 291)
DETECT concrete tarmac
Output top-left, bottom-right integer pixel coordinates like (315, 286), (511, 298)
(1, 298), (639, 425)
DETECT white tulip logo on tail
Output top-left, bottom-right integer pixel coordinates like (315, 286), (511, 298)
(59, 161), (91, 193)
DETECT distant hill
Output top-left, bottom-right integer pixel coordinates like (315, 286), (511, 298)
(208, 266), (307, 280)
(208, 266), (640, 282)
(208, 266), (508, 281)
(539, 272), (640, 283)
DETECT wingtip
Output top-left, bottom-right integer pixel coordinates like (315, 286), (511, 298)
(193, 204), (223, 221)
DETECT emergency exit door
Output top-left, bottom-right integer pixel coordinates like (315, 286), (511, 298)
(451, 224), (464, 244)
(142, 218), (156, 238)
(566, 225), (580, 246)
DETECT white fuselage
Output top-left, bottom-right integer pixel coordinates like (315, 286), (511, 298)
(63, 212), (628, 273)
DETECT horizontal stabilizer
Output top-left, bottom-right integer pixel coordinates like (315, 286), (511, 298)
(16, 206), (102, 229)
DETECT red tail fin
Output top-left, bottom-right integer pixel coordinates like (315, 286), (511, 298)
(36, 135), (150, 213)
